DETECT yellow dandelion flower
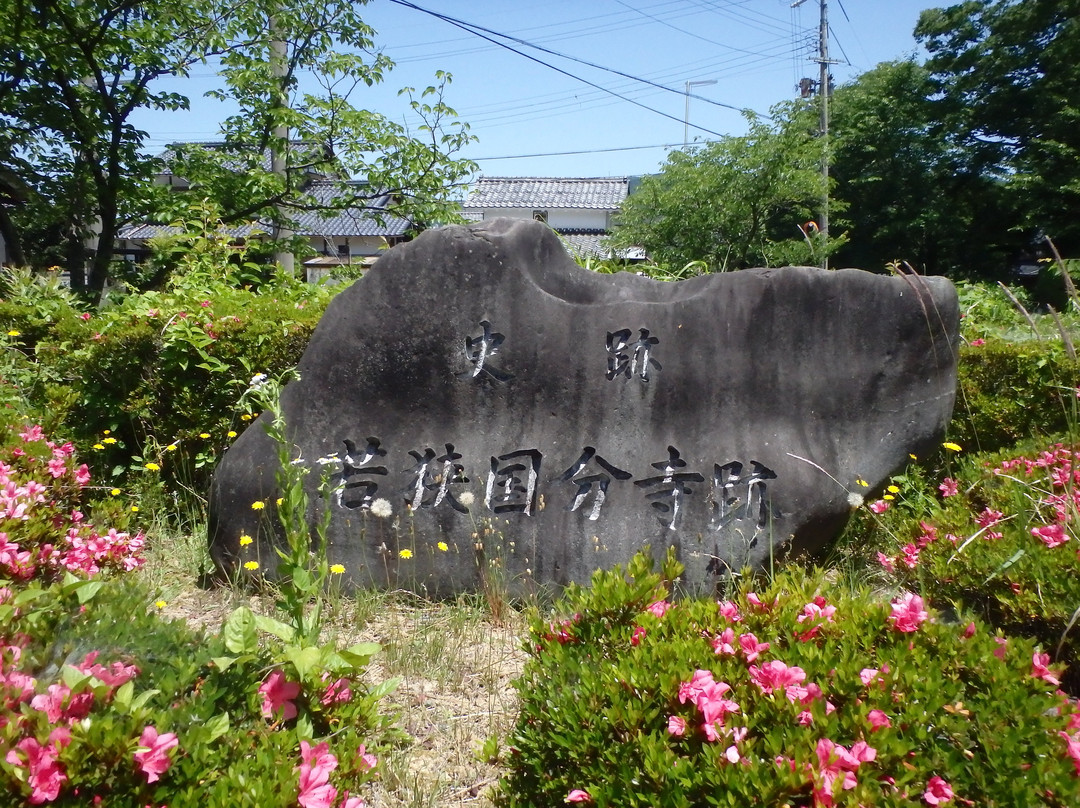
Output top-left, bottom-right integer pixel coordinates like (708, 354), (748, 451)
(166, 443), (178, 452)
(241, 414), (252, 421)
(942, 442), (962, 452)
(437, 541), (448, 552)
(239, 534), (253, 546)
(855, 478), (869, 488)
(93, 443), (105, 450)
(130, 505), (139, 513)
(329, 564), (345, 574)
(883, 494), (895, 501)
(251, 500), (265, 510)
(199, 432), (210, 439)
(399, 549), (413, 560)
(244, 560), (260, 570)
(154, 600), (167, 609)
(144, 462), (160, 472)
(227, 430), (237, 438)
(7, 330), (20, 337)
(909, 453), (918, 460)
(110, 488), (120, 496)
(102, 437), (117, 445)
(103, 430), (111, 435)
(887, 485), (900, 494)
(276, 497), (283, 507)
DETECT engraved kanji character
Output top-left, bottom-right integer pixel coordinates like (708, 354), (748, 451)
(634, 445), (704, 530)
(558, 446), (632, 521)
(485, 449), (542, 515)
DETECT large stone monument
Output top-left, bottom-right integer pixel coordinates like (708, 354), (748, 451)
(208, 217), (960, 597)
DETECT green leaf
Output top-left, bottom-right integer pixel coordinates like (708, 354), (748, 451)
(204, 712), (230, 743)
(61, 666), (92, 691)
(338, 641), (381, 669)
(223, 606), (259, 654)
(254, 613), (298, 643)
(113, 680), (135, 712)
(130, 688), (161, 712)
(369, 676), (401, 700)
(211, 653), (254, 672)
(284, 645), (322, 680)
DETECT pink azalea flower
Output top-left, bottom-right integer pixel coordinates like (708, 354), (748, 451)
(717, 600), (742, 622)
(134, 726), (179, 783)
(297, 740), (338, 808)
(355, 743), (377, 771)
(738, 632), (769, 663)
(1032, 652), (1061, 685)
(859, 668), (879, 687)
(19, 425), (44, 442)
(1032, 524), (1069, 548)
(321, 677), (353, 707)
(900, 543), (920, 569)
(867, 709), (891, 731)
(962, 622), (976, 639)
(630, 625), (647, 646)
(259, 669), (301, 720)
(565, 789), (591, 803)
(646, 599), (672, 619)
(1059, 730), (1080, 776)
(74, 464), (90, 486)
(876, 551), (896, 573)
(993, 637), (1008, 660)
(923, 775), (954, 805)
(975, 507), (1004, 528)
(712, 627), (736, 656)
(667, 715), (687, 736)
(6, 737), (66, 804)
(938, 478), (959, 497)
(969, 338), (985, 346)
(797, 710), (814, 726)
(869, 499), (889, 514)
(889, 593), (928, 633)
(749, 660), (806, 696)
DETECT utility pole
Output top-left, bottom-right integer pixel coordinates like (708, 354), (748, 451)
(816, 0), (830, 268)
(793, 0), (835, 269)
(270, 15), (295, 275)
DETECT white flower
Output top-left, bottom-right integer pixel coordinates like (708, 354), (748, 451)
(316, 454), (341, 467)
(370, 498), (393, 518)
(847, 492), (865, 509)
(248, 372), (268, 390)
(458, 491), (475, 508)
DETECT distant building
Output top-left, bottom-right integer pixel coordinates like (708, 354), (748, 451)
(462, 176), (645, 261)
(116, 143), (413, 283)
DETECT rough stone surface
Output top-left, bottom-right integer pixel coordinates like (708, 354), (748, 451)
(208, 217), (960, 597)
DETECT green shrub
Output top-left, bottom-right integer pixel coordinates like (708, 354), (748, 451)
(0, 421), (395, 807)
(951, 340), (1078, 454)
(861, 441), (1080, 694)
(497, 550), (1080, 807)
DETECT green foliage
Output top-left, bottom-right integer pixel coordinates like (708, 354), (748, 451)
(0, 0), (475, 290)
(858, 441), (1080, 694)
(952, 339), (1078, 454)
(608, 106), (841, 273)
(916, 0), (1080, 254)
(826, 60), (1012, 275)
(498, 549), (1080, 807)
(0, 421), (395, 807)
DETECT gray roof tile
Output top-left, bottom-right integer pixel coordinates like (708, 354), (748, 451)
(464, 177), (628, 210)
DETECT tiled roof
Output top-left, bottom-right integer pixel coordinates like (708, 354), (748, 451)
(291, 182), (411, 238)
(116, 222), (265, 240)
(464, 177), (629, 210)
(554, 228), (645, 261)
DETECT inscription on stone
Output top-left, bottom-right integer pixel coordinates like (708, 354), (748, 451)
(208, 217), (960, 597)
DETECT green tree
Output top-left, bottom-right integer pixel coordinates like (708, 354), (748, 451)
(915, 0), (1080, 253)
(608, 109), (833, 273)
(0, 0), (474, 293)
(826, 60), (1013, 275)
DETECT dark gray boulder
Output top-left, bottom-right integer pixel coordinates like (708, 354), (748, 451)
(208, 217), (959, 597)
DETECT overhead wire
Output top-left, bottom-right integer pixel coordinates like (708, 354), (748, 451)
(386, 0), (771, 134)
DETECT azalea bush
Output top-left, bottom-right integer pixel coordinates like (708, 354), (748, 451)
(0, 422), (396, 807)
(497, 550), (1080, 807)
(863, 440), (1080, 694)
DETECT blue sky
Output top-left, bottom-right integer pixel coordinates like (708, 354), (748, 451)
(130, 0), (942, 179)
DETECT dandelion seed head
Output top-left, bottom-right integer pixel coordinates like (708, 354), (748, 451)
(847, 492), (865, 509)
(458, 491), (475, 508)
(370, 498), (393, 518)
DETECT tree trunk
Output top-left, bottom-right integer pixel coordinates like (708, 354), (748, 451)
(0, 205), (25, 266)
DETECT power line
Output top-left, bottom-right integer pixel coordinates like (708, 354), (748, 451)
(387, 0), (769, 135)
(472, 143), (681, 161)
